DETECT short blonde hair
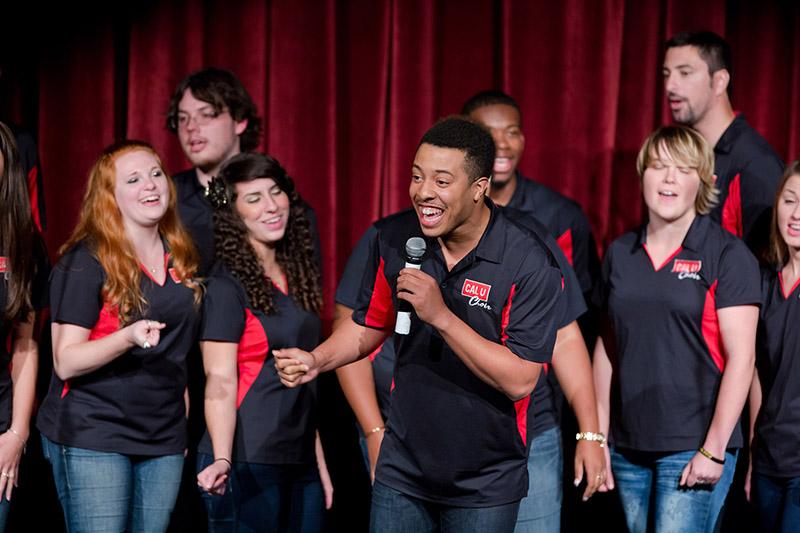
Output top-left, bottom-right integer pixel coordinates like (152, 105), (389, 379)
(636, 125), (718, 215)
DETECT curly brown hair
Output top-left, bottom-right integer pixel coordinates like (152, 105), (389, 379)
(212, 153), (321, 315)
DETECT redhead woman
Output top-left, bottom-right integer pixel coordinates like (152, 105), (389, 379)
(196, 152), (329, 532)
(37, 140), (202, 532)
(593, 125), (760, 533)
(0, 122), (46, 531)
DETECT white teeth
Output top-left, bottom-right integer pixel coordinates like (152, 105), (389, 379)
(421, 207), (442, 216)
(660, 191), (677, 196)
(265, 216), (281, 224)
(142, 195), (159, 202)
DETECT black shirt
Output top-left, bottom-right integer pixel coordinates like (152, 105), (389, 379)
(712, 114), (784, 252)
(597, 215), (760, 452)
(352, 204), (564, 506)
(0, 239), (48, 431)
(37, 242), (200, 456)
(335, 211), (586, 435)
(198, 264), (320, 465)
(507, 175), (599, 295)
(753, 268), (800, 477)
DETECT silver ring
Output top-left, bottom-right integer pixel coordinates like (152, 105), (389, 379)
(142, 340), (152, 349)
(1, 472), (8, 478)
(146, 320), (151, 328)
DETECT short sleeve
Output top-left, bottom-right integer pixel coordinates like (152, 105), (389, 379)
(351, 226), (395, 331)
(49, 245), (104, 328)
(567, 210), (601, 297)
(335, 225), (378, 309)
(546, 234), (587, 328)
(200, 274), (247, 342)
(716, 240), (762, 309)
(502, 259), (564, 364)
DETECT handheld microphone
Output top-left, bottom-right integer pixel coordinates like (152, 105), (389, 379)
(395, 237), (426, 335)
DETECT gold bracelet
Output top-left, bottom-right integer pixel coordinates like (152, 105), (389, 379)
(576, 431), (606, 448)
(698, 447), (725, 465)
(366, 426), (385, 437)
(7, 427), (26, 452)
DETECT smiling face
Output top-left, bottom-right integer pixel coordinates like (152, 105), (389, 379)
(467, 103), (524, 186)
(641, 144), (701, 227)
(777, 174), (800, 252)
(176, 89), (247, 175)
(409, 143), (488, 239)
(114, 150), (170, 229)
(234, 177), (291, 246)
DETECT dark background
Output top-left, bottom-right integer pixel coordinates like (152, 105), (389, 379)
(2, 0), (799, 531)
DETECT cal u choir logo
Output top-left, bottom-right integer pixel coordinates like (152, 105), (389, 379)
(168, 268), (181, 284)
(0, 257), (6, 273)
(462, 279), (492, 310)
(672, 259), (702, 280)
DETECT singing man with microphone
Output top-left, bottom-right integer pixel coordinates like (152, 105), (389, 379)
(276, 116), (565, 531)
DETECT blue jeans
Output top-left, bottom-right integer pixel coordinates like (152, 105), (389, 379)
(370, 480), (520, 533)
(515, 426), (562, 533)
(0, 496), (8, 533)
(610, 447), (736, 533)
(752, 472), (800, 532)
(41, 435), (183, 533)
(197, 453), (324, 533)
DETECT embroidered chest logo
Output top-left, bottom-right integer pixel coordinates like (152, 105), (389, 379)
(168, 268), (181, 284)
(461, 279), (492, 310)
(672, 259), (702, 280)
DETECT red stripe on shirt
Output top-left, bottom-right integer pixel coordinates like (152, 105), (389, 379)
(500, 283), (527, 444)
(28, 165), (43, 232)
(237, 309), (269, 409)
(701, 280), (725, 372)
(364, 258), (394, 329)
(63, 301), (122, 398)
(556, 228), (574, 266)
(721, 173), (743, 238)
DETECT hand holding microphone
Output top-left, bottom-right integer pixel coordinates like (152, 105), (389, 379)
(395, 238), (426, 335)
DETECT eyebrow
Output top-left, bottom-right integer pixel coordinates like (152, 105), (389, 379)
(412, 164), (455, 176)
(177, 104), (214, 114)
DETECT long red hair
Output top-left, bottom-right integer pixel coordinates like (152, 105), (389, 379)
(60, 140), (201, 323)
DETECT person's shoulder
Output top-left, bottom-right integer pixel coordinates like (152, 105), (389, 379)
(522, 177), (583, 211)
(373, 208), (417, 232)
(52, 241), (105, 283)
(729, 117), (783, 167)
(171, 168), (198, 190)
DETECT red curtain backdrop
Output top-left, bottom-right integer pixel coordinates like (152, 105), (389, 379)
(4, 0), (800, 316)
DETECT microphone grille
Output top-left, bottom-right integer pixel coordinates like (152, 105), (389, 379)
(405, 237), (426, 258)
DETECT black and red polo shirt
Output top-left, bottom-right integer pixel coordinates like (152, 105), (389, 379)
(597, 215), (760, 452)
(753, 268), (800, 477)
(711, 114), (784, 252)
(37, 242), (200, 456)
(336, 210), (586, 437)
(0, 238), (48, 432)
(198, 264), (320, 465)
(353, 203), (564, 506)
(505, 175), (599, 440)
(506, 175), (599, 297)
(173, 168), (322, 276)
